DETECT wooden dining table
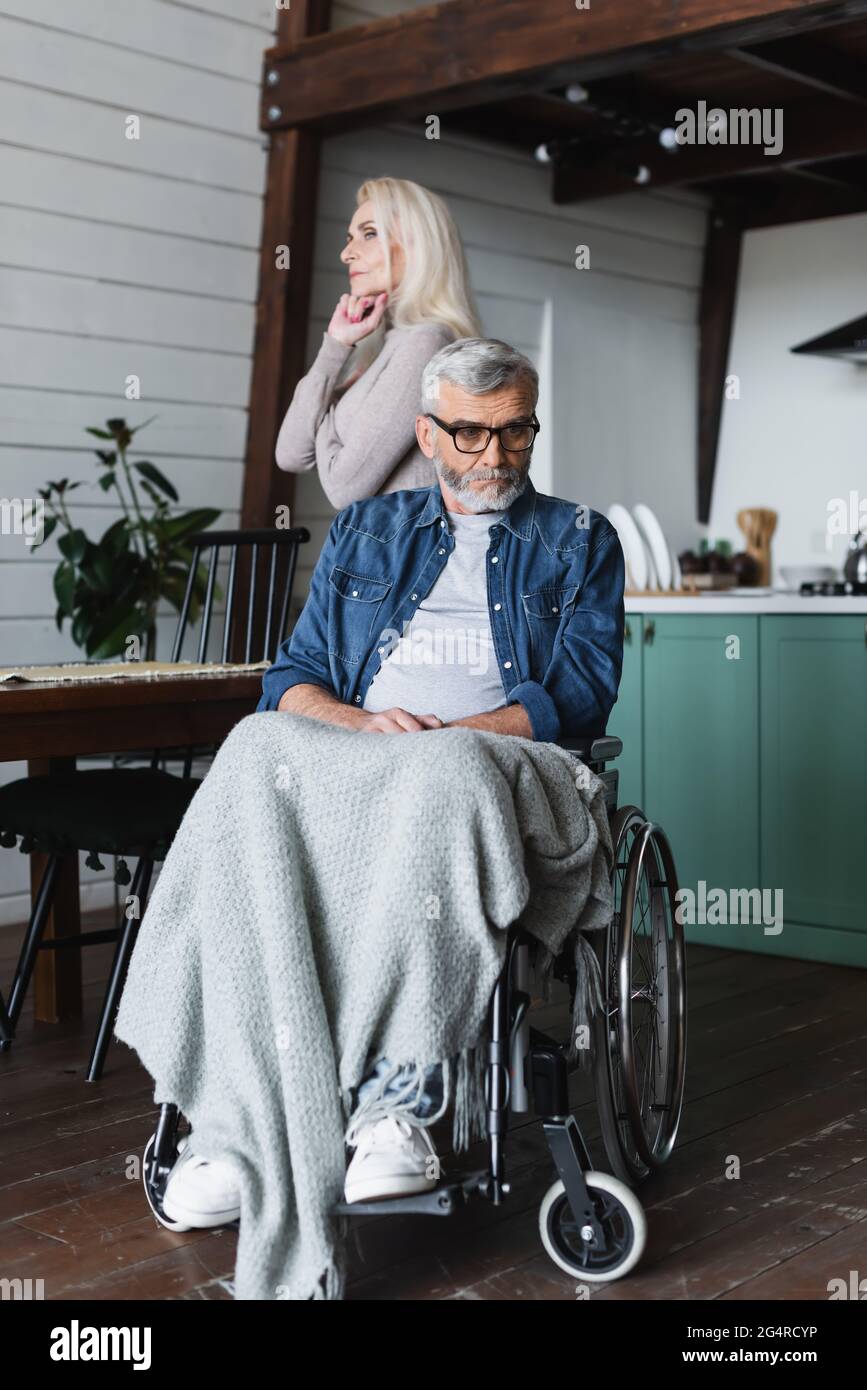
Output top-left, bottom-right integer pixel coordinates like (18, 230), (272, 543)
(0, 668), (262, 1023)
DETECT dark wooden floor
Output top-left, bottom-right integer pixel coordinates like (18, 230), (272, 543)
(1, 918), (866, 1300)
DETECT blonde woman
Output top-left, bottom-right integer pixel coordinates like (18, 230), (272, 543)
(275, 177), (480, 509)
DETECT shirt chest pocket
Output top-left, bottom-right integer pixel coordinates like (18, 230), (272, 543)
(521, 585), (580, 670)
(328, 566), (393, 665)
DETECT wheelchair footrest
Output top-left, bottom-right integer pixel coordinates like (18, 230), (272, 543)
(333, 1168), (488, 1218)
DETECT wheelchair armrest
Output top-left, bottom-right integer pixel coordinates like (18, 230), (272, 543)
(558, 735), (622, 764)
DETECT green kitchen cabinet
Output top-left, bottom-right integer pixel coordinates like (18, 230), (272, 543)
(642, 615), (761, 950)
(608, 615), (643, 811)
(761, 616), (867, 952)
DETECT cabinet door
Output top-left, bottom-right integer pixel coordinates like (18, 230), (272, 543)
(643, 615), (760, 928)
(761, 615), (867, 932)
(608, 615), (643, 810)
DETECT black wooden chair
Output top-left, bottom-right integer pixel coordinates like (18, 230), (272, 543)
(0, 526), (309, 1080)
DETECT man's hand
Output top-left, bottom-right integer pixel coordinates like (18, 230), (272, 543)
(361, 708), (443, 734)
(276, 685), (443, 734)
(276, 685), (529, 738)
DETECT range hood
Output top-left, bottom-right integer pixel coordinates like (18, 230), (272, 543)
(791, 313), (867, 362)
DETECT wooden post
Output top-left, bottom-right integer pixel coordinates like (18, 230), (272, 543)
(697, 208), (744, 524)
(240, 0), (332, 534)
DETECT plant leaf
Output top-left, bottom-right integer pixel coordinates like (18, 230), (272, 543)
(153, 507), (220, 543)
(72, 609), (94, 649)
(138, 480), (165, 508)
(78, 546), (116, 591)
(128, 414), (158, 436)
(86, 601), (148, 659)
(134, 461), (178, 501)
(85, 427), (114, 440)
(53, 562), (76, 615)
(100, 518), (131, 555)
(98, 472), (116, 492)
(58, 528), (88, 564)
(31, 515), (57, 551)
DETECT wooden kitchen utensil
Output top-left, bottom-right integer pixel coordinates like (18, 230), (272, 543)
(737, 508), (777, 585)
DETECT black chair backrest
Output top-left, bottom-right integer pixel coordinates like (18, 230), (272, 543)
(172, 527), (310, 667)
(147, 526), (308, 777)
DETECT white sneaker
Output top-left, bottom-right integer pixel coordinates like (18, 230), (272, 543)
(344, 1114), (441, 1204)
(162, 1137), (241, 1228)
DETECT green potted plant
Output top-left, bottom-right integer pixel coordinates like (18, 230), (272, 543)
(33, 418), (220, 659)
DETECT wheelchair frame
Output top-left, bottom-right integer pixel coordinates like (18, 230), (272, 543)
(142, 735), (687, 1284)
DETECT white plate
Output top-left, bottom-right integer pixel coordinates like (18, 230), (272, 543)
(669, 545), (682, 590)
(633, 504), (672, 591)
(643, 537), (658, 589)
(608, 504), (648, 589)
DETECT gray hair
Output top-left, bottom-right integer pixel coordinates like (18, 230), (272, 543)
(420, 337), (539, 415)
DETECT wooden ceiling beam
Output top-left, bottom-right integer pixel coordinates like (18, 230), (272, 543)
(728, 34), (867, 101)
(260, 0), (867, 134)
(553, 98), (867, 202)
(698, 167), (867, 225)
(742, 178), (867, 223)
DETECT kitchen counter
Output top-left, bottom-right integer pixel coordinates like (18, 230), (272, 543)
(624, 592), (867, 614)
(609, 604), (867, 968)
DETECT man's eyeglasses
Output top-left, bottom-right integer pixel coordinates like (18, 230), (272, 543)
(426, 413), (540, 454)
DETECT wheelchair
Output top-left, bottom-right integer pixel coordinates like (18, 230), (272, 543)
(141, 735), (686, 1286)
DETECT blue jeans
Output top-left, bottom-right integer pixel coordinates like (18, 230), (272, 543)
(355, 1058), (445, 1120)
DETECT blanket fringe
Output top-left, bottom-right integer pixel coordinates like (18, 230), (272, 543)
(452, 1045), (488, 1152)
(341, 937), (604, 1154)
(342, 1043), (488, 1157)
(275, 1261), (345, 1302)
(566, 934), (605, 1071)
(535, 933), (605, 1073)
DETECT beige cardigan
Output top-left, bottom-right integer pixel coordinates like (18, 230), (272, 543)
(275, 322), (453, 509)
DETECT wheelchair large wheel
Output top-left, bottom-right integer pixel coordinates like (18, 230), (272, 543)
(539, 1171), (646, 1282)
(592, 807), (686, 1185)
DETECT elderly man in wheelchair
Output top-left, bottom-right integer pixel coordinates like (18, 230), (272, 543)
(134, 336), (686, 1290)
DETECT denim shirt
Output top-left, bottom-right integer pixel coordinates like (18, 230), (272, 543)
(257, 480), (625, 744)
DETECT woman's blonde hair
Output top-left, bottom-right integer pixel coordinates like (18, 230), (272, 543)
(349, 177), (480, 371)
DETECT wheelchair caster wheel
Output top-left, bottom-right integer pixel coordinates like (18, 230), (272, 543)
(539, 1171), (646, 1282)
(143, 1134), (191, 1233)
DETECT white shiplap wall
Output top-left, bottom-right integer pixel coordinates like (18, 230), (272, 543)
(293, 121), (707, 596)
(0, 0), (708, 929)
(0, 0), (276, 925)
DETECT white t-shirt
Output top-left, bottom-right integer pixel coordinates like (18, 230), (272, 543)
(362, 508), (508, 723)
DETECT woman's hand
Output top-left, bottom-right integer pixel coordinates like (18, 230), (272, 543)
(327, 292), (388, 348)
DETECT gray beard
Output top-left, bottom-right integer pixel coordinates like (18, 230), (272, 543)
(434, 451), (531, 514)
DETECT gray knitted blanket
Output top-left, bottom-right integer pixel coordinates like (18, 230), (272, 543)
(114, 712), (613, 1300)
